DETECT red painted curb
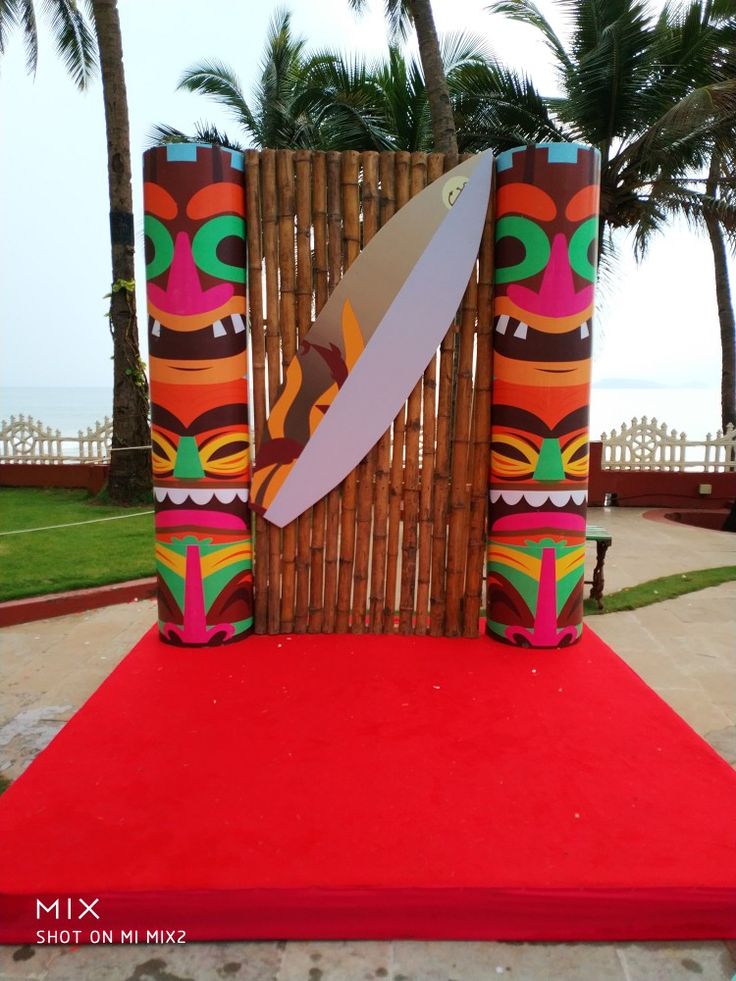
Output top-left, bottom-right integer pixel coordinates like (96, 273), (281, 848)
(0, 578), (157, 628)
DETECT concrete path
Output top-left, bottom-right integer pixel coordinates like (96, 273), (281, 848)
(1, 507), (734, 980)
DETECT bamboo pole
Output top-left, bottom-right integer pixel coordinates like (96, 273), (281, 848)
(444, 185), (478, 636)
(369, 152), (396, 632)
(351, 151), (380, 634)
(245, 151), (269, 635)
(260, 149), (282, 633)
(308, 152), (328, 633)
(277, 150), (297, 632)
(398, 152), (427, 634)
(335, 150), (361, 633)
(414, 154), (445, 636)
(382, 151), (411, 633)
(429, 153), (454, 637)
(293, 150), (313, 633)
(463, 189), (494, 637)
(321, 151), (343, 632)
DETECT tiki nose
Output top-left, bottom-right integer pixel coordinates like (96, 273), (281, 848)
(534, 438), (565, 482)
(507, 232), (593, 318)
(173, 436), (205, 480)
(148, 231), (234, 317)
(167, 232), (202, 308)
(537, 233), (576, 314)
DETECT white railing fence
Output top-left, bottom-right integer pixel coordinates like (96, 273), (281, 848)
(0, 414), (112, 464)
(2, 412), (735, 472)
(601, 417), (736, 472)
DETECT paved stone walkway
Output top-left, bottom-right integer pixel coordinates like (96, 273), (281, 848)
(1, 507), (734, 980)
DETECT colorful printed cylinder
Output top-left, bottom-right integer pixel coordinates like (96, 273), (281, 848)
(143, 143), (253, 645)
(487, 143), (601, 648)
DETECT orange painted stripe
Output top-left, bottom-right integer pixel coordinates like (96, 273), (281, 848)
(496, 183), (556, 220)
(565, 184), (600, 221)
(150, 352), (246, 386)
(144, 183), (178, 220)
(147, 296), (246, 332)
(187, 182), (245, 219)
(493, 352), (591, 388)
(494, 296), (594, 333)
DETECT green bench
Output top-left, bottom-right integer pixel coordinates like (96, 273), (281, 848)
(585, 525), (612, 609)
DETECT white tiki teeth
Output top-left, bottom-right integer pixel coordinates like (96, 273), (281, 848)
(236, 488), (249, 502)
(522, 491), (548, 507)
(580, 321), (590, 339)
(549, 491), (572, 507)
(232, 313), (246, 334)
(500, 490), (524, 505)
(214, 489), (237, 504)
(490, 489), (502, 503)
(513, 321), (528, 339)
(189, 489), (215, 505)
(571, 490), (588, 505)
(151, 320), (161, 337)
(167, 488), (189, 505)
(212, 320), (227, 337)
(154, 486), (167, 502)
(495, 315), (510, 335)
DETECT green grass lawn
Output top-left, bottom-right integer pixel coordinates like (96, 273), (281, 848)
(0, 488), (154, 601)
(584, 566), (736, 615)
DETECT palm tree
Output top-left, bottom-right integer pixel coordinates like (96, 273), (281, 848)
(475, 0), (736, 425)
(89, 0), (150, 502)
(152, 9), (488, 155)
(0, 0), (151, 502)
(347, 0), (459, 162)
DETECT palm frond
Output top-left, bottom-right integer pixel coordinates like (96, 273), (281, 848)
(487, 0), (573, 73)
(42, 0), (97, 89)
(177, 59), (258, 139)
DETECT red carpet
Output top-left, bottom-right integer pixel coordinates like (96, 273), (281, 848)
(1, 626), (735, 942)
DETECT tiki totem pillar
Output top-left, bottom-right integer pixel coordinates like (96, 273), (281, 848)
(143, 143), (253, 645)
(487, 143), (601, 647)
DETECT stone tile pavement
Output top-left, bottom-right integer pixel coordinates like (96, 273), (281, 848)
(1, 507), (735, 980)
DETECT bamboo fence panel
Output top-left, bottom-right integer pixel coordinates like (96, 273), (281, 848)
(351, 151), (380, 634)
(398, 153), (427, 633)
(368, 152), (396, 632)
(245, 151), (268, 635)
(308, 152), (328, 633)
(294, 150), (313, 633)
(260, 150), (282, 634)
(248, 149), (493, 636)
(321, 152), (343, 633)
(277, 150), (297, 633)
(334, 151), (361, 633)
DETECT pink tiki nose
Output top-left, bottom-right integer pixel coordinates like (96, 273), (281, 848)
(508, 233), (593, 319)
(148, 231), (233, 317)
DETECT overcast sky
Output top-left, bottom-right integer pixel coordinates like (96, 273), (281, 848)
(0, 0), (731, 394)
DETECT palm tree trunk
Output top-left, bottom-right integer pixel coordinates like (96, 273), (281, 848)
(705, 155), (736, 432)
(91, 0), (151, 503)
(408, 0), (458, 164)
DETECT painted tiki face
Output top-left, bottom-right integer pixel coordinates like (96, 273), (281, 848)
(143, 143), (252, 646)
(492, 143), (600, 389)
(487, 143), (600, 649)
(144, 143), (247, 386)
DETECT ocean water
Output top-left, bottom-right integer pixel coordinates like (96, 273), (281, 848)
(1, 387), (115, 435)
(0, 383), (725, 441)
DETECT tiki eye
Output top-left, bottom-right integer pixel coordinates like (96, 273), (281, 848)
(191, 216), (246, 283)
(568, 217), (598, 282)
(144, 216), (174, 281)
(151, 429), (177, 476)
(491, 433), (538, 479)
(495, 216), (551, 285)
(561, 433), (589, 478)
(199, 431), (250, 477)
